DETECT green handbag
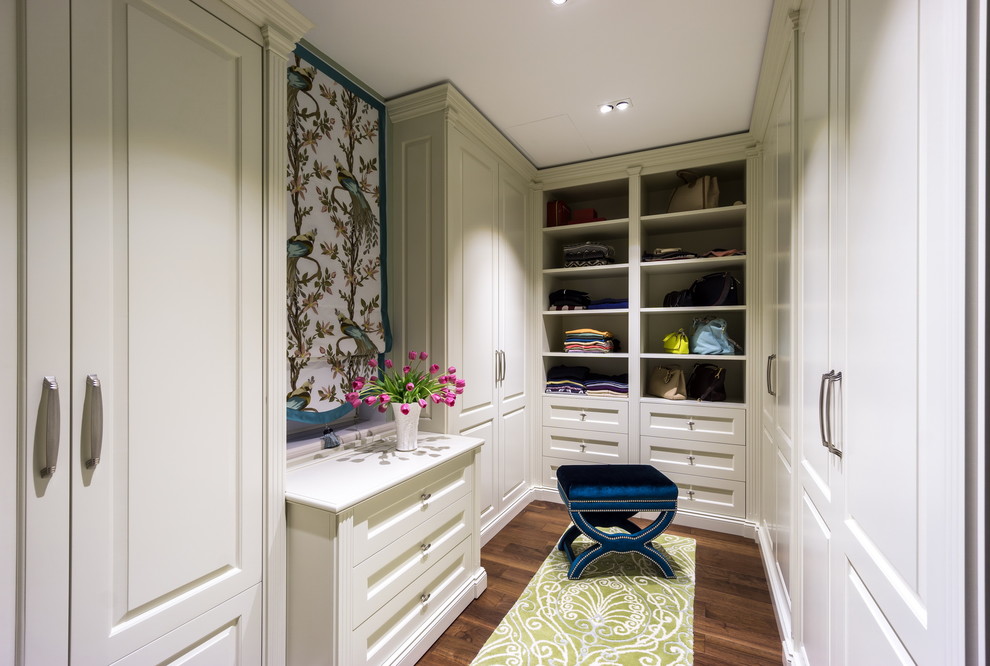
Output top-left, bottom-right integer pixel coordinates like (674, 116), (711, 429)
(662, 328), (690, 354)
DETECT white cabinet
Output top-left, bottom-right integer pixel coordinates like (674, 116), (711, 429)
(388, 85), (533, 540)
(779, 0), (969, 662)
(15, 0), (307, 662)
(285, 434), (485, 666)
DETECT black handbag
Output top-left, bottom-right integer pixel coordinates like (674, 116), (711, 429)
(687, 363), (727, 401)
(662, 289), (694, 307)
(689, 272), (740, 306)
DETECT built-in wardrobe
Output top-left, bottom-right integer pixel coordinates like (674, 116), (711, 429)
(8, 0), (309, 662)
(755, 0), (972, 663)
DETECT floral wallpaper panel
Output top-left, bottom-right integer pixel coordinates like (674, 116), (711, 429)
(286, 45), (391, 424)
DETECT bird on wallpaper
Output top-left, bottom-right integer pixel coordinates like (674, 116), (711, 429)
(286, 379), (314, 411)
(286, 64), (316, 117)
(336, 309), (379, 358)
(287, 231), (320, 294)
(334, 158), (375, 240)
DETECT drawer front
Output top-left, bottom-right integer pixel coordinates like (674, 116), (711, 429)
(542, 455), (603, 491)
(643, 436), (746, 482)
(640, 402), (745, 445)
(663, 470), (745, 519)
(542, 427), (628, 463)
(352, 456), (472, 565)
(351, 537), (473, 666)
(352, 493), (472, 626)
(543, 396), (628, 433)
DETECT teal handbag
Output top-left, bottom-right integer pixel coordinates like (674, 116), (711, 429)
(690, 318), (740, 355)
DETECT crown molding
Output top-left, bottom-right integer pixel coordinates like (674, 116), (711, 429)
(387, 83), (537, 179)
(534, 132), (758, 189)
(220, 0), (313, 43)
(749, 0), (801, 143)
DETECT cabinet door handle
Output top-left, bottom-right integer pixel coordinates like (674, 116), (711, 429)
(420, 492), (432, 502)
(85, 375), (103, 469)
(825, 371), (843, 458)
(39, 376), (60, 478)
(499, 349), (506, 383)
(818, 371), (831, 449)
(766, 354), (777, 396)
(420, 542), (432, 552)
(420, 593), (431, 604)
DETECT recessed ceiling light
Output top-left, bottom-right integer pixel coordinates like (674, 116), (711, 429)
(615, 100), (631, 111)
(600, 104), (614, 114)
(551, 0), (567, 5)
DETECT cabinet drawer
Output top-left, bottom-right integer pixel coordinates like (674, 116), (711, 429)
(643, 436), (746, 482)
(351, 537), (473, 666)
(542, 455), (605, 490)
(664, 470), (745, 519)
(352, 493), (472, 626)
(352, 457), (472, 565)
(542, 427), (628, 463)
(640, 402), (745, 445)
(543, 396), (628, 433)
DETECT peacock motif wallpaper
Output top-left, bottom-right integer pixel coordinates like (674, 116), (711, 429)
(286, 45), (391, 424)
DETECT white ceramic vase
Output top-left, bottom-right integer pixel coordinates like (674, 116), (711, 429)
(391, 403), (421, 452)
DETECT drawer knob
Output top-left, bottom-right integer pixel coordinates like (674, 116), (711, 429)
(420, 542), (432, 552)
(687, 420), (695, 430)
(420, 593), (431, 604)
(687, 455), (695, 465)
(579, 444), (586, 453)
(579, 411), (587, 421)
(420, 492), (432, 502)
(687, 490), (695, 500)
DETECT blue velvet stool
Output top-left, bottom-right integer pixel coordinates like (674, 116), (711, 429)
(555, 464), (678, 580)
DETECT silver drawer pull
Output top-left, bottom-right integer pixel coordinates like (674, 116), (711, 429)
(579, 444), (586, 453)
(579, 411), (587, 421)
(687, 420), (695, 430)
(420, 542), (432, 552)
(687, 490), (695, 500)
(687, 455), (695, 465)
(420, 492), (432, 502)
(420, 593), (431, 604)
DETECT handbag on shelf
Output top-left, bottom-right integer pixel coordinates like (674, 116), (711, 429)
(689, 272), (740, 306)
(647, 365), (687, 400)
(662, 289), (694, 308)
(687, 363), (727, 402)
(662, 329), (690, 354)
(546, 200), (571, 227)
(667, 170), (720, 213)
(690, 318), (741, 355)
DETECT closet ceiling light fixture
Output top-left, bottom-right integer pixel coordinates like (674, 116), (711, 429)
(600, 99), (632, 114)
(551, 0), (567, 5)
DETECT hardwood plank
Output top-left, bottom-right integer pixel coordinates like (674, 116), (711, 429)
(417, 500), (783, 665)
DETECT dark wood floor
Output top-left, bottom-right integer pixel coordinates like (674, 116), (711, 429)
(417, 500), (783, 665)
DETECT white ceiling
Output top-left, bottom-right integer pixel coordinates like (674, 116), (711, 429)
(288, 0), (775, 169)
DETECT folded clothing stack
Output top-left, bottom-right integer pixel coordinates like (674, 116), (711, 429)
(588, 297), (628, 310)
(545, 364), (590, 394)
(642, 247), (699, 262)
(548, 289), (591, 311)
(584, 372), (629, 398)
(564, 328), (619, 353)
(563, 241), (615, 268)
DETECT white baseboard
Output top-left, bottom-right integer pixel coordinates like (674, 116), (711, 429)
(480, 487), (539, 546)
(391, 567), (487, 666)
(755, 523), (800, 666)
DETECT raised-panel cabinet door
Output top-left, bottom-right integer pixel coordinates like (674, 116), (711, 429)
(448, 129), (498, 429)
(69, 0), (263, 661)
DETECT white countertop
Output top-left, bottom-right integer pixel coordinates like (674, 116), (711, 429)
(285, 432), (484, 513)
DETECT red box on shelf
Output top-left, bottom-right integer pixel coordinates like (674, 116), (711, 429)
(546, 200), (571, 227)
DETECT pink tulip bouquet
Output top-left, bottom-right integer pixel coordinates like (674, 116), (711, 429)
(346, 350), (466, 415)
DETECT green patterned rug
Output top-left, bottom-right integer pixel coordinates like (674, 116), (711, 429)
(471, 533), (695, 666)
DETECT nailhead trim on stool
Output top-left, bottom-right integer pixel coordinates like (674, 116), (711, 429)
(555, 464), (679, 580)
